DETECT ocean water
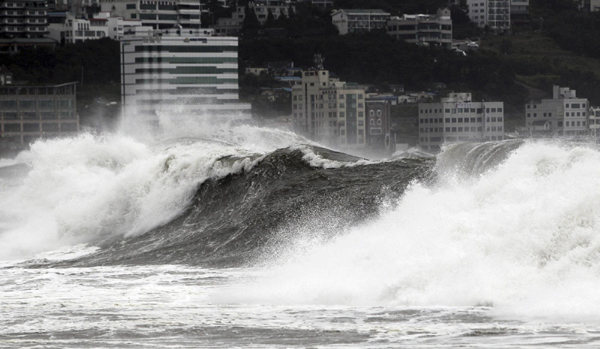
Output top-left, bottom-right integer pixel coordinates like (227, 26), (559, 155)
(2, 120), (600, 348)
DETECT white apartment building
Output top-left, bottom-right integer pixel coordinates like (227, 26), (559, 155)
(418, 92), (505, 151)
(101, 0), (201, 29)
(467, 0), (511, 32)
(524, 86), (589, 136)
(331, 9), (390, 35)
(120, 27), (250, 121)
(386, 8), (452, 48)
(292, 66), (367, 148)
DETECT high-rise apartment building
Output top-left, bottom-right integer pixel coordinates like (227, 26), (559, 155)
(418, 92), (505, 151)
(292, 62), (367, 148)
(466, 0), (511, 33)
(120, 27), (250, 121)
(0, 0), (55, 53)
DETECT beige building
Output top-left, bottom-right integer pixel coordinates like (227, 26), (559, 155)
(292, 64), (367, 148)
(418, 92), (505, 151)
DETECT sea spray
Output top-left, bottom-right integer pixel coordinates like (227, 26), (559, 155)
(217, 141), (600, 322)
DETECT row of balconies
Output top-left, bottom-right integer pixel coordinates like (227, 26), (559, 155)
(0, 11), (46, 17)
(0, 26), (48, 32)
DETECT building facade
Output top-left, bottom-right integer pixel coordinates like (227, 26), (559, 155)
(331, 9), (390, 35)
(292, 67), (367, 148)
(100, 0), (201, 29)
(0, 81), (78, 150)
(365, 98), (392, 151)
(510, 0), (529, 24)
(120, 27), (250, 121)
(386, 8), (452, 48)
(0, 0), (55, 53)
(523, 86), (589, 137)
(418, 92), (505, 151)
(467, 0), (510, 33)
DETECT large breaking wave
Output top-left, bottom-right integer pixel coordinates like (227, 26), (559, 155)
(5, 124), (600, 321)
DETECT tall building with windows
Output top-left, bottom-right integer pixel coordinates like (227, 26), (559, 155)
(523, 86), (589, 137)
(291, 62), (367, 148)
(120, 26), (250, 121)
(0, 0), (55, 53)
(418, 92), (505, 151)
(466, 0), (510, 33)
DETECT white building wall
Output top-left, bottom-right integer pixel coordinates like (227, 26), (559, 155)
(467, 0), (510, 32)
(120, 27), (250, 121)
(419, 95), (505, 150)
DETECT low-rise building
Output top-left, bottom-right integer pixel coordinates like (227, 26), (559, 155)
(100, 0), (201, 30)
(0, 78), (78, 150)
(331, 9), (390, 35)
(418, 92), (505, 151)
(386, 8), (452, 48)
(523, 86), (589, 137)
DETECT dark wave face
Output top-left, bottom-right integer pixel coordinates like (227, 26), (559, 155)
(61, 146), (433, 267)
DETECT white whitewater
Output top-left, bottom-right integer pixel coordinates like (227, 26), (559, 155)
(221, 140), (600, 322)
(0, 119), (318, 260)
